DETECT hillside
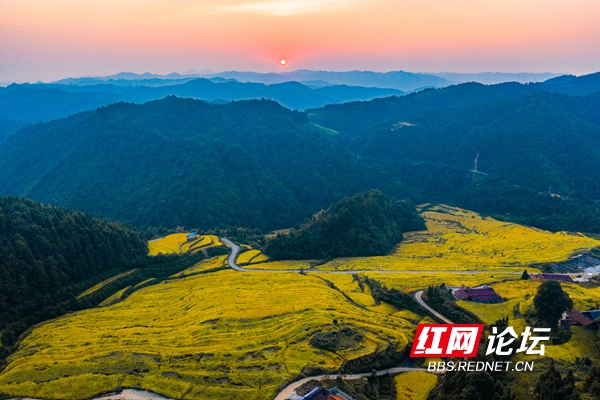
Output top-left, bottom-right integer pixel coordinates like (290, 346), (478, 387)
(2, 204), (600, 399)
(3, 77), (600, 234)
(310, 84), (600, 233)
(0, 97), (399, 231)
(264, 190), (425, 259)
(0, 197), (147, 347)
(0, 79), (403, 136)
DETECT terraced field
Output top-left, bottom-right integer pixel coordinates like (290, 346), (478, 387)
(364, 272), (519, 293)
(4, 205), (600, 400)
(0, 270), (414, 400)
(170, 255), (228, 278)
(244, 260), (315, 271)
(317, 205), (600, 271)
(236, 249), (269, 265)
(77, 269), (138, 299)
(148, 234), (223, 256)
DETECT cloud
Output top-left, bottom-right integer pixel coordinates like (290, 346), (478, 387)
(216, 0), (352, 16)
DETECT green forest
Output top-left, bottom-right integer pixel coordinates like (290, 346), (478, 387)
(265, 190), (424, 259)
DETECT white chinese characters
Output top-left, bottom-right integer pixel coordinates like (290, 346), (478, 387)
(486, 326), (551, 356)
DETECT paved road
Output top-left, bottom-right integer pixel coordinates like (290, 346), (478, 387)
(220, 237), (458, 400)
(273, 366), (433, 400)
(220, 237), (522, 276)
(414, 290), (454, 324)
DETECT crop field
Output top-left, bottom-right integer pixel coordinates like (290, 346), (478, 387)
(76, 269), (138, 299)
(364, 272), (519, 293)
(317, 205), (599, 271)
(98, 286), (130, 307)
(243, 260), (315, 271)
(171, 255), (227, 278)
(312, 274), (377, 307)
(0, 269), (416, 400)
(236, 249), (269, 265)
(148, 234), (223, 256)
(133, 278), (156, 288)
(394, 371), (438, 400)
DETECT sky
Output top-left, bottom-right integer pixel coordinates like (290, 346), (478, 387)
(1, 0), (599, 82)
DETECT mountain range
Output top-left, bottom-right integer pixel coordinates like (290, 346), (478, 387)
(2, 73), (600, 233)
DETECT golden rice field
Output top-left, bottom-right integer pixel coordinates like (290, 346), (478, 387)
(244, 260), (315, 271)
(236, 249), (269, 265)
(133, 278), (156, 289)
(310, 274), (377, 307)
(394, 371), (438, 400)
(364, 272), (519, 293)
(171, 255), (228, 278)
(76, 269), (138, 299)
(0, 269), (416, 400)
(98, 286), (130, 307)
(316, 205), (599, 271)
(148, 234), (223, 256)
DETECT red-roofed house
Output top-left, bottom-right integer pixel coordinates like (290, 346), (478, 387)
(559, 310), (598, 330)
(453, 286), (503, 303)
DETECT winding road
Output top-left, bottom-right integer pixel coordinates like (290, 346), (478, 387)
(414, 290), (454, 324)
(273, 366), (433, 400)
(220, 237), (521, 276)
(220, 237), (459, 400)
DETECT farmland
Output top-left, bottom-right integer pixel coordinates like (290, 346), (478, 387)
(77, 269), (138, 299)
(148, 234), (223, 256)
(2, 204), (600, 400)
(236, 249), (269, 265)
(316, 205), (600, 271)
(0, 270), (414, 400)
(394, 371), (438, 400)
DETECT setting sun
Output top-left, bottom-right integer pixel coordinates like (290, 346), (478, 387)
(280, 59), (287, 66)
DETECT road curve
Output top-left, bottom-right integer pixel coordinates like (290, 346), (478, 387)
(414, 290), (454, 324)
(221, 237), (244, 271)
(219, 237), (521, 276)
(273, 366), (432, 400)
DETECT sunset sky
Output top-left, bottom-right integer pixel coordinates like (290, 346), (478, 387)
(1, 0), (599, 82)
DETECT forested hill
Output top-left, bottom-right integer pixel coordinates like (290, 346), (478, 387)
(2, 77), (600, 234)
(310, 87), (600, 232)
(264, 190), (425, 260)
(0, 79), (403, 142)
(0, 97), (401, 231)
(0, 197), (147, 343)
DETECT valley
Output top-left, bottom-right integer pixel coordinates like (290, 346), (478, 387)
(1, 206), (599, 399)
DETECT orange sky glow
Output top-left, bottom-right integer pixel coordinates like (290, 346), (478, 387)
(1, 0), (599, 82)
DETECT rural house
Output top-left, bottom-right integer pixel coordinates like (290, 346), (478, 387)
(453, 286), (502, 303)
(559, 310), (599, 330)
(186, 232), (199, 241)
(530, 273), (574, 283)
